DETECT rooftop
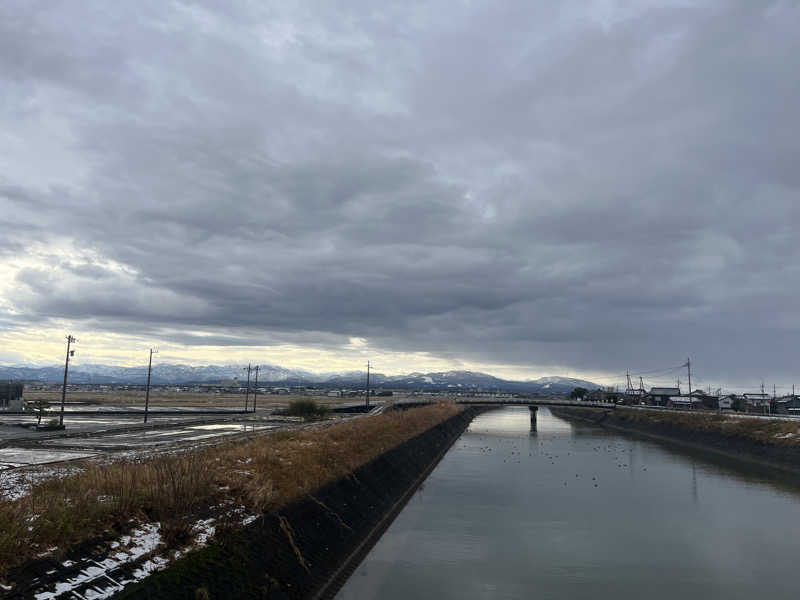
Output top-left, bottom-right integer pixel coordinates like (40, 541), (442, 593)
(649, 387), (680, 395)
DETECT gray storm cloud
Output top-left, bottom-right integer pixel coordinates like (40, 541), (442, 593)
(1, 0), (798, 384)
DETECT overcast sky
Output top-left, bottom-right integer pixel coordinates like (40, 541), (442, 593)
(1, 0), (798, 391)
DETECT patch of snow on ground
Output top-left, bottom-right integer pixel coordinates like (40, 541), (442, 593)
(129, 555), (169, 582)
(192, 518), (216, 545)
(0, 465), (84, 501)
(107, 523), (163, 566)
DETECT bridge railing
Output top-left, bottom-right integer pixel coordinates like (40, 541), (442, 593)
(389, 397), (616, 409)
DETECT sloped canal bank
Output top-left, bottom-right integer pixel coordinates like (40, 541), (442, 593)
(111, 407), (479, 600)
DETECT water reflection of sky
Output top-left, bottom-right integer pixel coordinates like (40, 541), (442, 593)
(468, 406), (573, 437)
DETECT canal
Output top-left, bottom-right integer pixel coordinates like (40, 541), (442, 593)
(336, 406), (800, 599)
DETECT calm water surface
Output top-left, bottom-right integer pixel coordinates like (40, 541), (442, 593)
(336, 407), (800, 599)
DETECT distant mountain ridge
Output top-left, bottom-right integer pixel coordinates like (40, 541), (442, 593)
(0, 363), (599, 394)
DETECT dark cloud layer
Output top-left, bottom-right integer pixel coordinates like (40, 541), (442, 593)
(1, 0), (798, 386)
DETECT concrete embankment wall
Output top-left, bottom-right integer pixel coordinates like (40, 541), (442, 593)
(116, 407), (480, 600)
(551, 406), (800, 475)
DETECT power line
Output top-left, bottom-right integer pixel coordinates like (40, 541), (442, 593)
(626, 363), (687, 378)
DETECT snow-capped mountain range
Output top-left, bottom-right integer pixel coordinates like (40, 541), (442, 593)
(0, 363), (598, 394)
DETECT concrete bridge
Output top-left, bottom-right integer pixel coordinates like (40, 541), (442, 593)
(452, 397), (615, 410)
(372, 397), (616, 422)
(451, 398), (615, 425)
(387, 397), (614, 409)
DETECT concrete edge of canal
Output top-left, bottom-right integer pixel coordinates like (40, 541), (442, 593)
(551, 406), (800, 476)
(112, 407), (484, 600)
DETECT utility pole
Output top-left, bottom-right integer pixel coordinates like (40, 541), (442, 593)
(144, 348), (158, 423)
(365, 361), (370, 409)
(244, 363), (252, 412)
(59, 335), (77, 427)
(686, 358), (692, 402)
(252, 365), (260, 413)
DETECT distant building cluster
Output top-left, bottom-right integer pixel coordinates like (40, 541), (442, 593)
(582, 386), (800, 415)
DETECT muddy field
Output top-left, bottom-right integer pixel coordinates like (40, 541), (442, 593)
(23, 390), (344, 408)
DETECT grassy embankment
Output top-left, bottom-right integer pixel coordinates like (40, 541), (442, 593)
(0, 402), (460, 579)
(612, 408), (800, 447)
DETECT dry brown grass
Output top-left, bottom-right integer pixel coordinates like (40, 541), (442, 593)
(0, 403), (460, 577)
(616, 408), (800, 446)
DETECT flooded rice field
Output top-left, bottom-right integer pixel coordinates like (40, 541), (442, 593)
(41, 421), (276, 448)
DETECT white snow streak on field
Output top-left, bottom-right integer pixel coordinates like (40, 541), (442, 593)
(33, 523), (162, 600)
(29, 514), (238, 599)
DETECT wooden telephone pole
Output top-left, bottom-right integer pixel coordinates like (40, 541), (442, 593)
(686, 358), (692, 404)
(244, 363), (252, 412)
(365, 361), (371, 409)
(252, 365), (260, 413)
(144, 348), (158, 423)
(59, 335), (77, 427)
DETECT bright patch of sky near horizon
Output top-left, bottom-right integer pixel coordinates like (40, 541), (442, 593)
(1, 0), (798, 392)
